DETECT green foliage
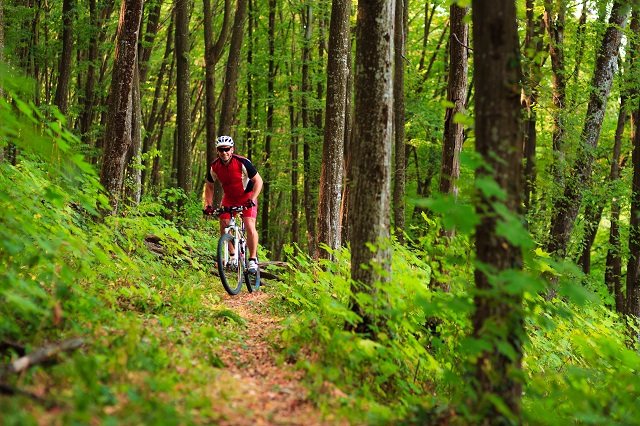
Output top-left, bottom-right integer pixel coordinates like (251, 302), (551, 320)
(524, 304), (640, 425)
(0, 85), (251, 424)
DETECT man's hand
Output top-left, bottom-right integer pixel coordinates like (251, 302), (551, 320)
(203, 205), (215, 216)
(244, 199), (256, 209)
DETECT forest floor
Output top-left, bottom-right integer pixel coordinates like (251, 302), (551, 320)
(209, 289), (349, 426)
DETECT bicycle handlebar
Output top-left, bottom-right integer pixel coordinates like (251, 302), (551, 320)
(212, 204), (251, 218)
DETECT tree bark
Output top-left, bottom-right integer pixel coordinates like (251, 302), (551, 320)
(627, 101), (640, 344)
(138, 0), (162, 85)
(605, 97), (627, 311)
(546, 0), (631, 259)
(175, 0), (193, 200)
(125, 62), (142, 205)
(392, 0), (407, 244)
(245, 0), (255, 161)
(142, 15), (174, 194)
(261, 0), (275, 253)
(522, 0), (544, 212)
(99, 0), (143, 214)
(53, 0), (74, 116)
(348, 0), (394, 337)
(316, 0), (350, 260)
(215, 0), (248, 208)
(301, 4), (317, 258)
(438, 3), (468, 210)
(543, 0), (568, 194)
(204, 0), (232, 167)
(471, 0), (524, 421)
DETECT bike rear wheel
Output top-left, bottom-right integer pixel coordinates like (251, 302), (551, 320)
(217, 233), (244, 295)
(245, 255), (260, 293)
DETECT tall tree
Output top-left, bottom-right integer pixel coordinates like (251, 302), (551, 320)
(0, 0), (4, 101)
(430, 1), (469, 292)
(316, 0), (350, 260)
(392, 0), (407, 244)
(471, 0), (524, 421)
(125, 63), (142, 204)
(543, 0), (568, 192)
(175, 0), (193, 200)
(99, 0), (144, 213)
(522, 0), (544, 211)
(138, 0), (162, 85)
(605, 95), (628, 311)
(53, 0), (74, 116)
(301, 3), (318, 258)
(204, 0), (232, 168)
(627, 105), (640, 341)
(546, 0), (632, 259)
(262, 0), (275, 252)
(348, 0), (394, 336)
(608, 12), (640, 313)
(244, 0), (255, 162)
(438, 2), (468, 213)
(142, 15), (174, 193)
(215, 0), (248, 209)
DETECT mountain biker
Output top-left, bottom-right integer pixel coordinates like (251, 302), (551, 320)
(203, 135), (263, 274)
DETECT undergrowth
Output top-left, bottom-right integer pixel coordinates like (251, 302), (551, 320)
(2, 70), (640, 426)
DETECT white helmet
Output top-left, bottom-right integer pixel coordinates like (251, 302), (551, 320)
(216, 135), (234, 148)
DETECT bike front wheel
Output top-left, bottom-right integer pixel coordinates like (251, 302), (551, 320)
(217, 233), (244, 295)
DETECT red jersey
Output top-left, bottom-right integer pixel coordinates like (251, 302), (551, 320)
(206, 154), (258, 206)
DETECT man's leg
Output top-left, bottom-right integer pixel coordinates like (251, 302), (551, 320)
(243, 216), (258, 259)
(219, 217), (233, 253)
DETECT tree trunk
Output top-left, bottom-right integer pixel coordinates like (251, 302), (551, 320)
(522, 0), (544, 212)
(125, 62), (142, 205)
(175, 0), (192, 200)
(138, 0), (162, 85)
(301, 4), (317, 258)
(245, 0), (255, 161)
(438, 3), (468, 209)
(392, 0), (407, 244)
(348, 0), (394, 337)
(316, 0), (350, 260)
(0, 0), (4, 108)
(605, 98), (627, 312)
(99, 0), (143, 214)
(418, 1), (437, 71)
(262, 0), (275, 253)
(204, 0), (232, 167)
(80, 0), (98, 147)
(429, 2), (469, 292)
(546, 0), (631, 259)
(609, 12), (639, 313)
(471, 0), (524, 421)
(53, 0), (74, 116)
(142, 16), (174, 194)
(216, 0), (247, 208)
(543, 0), (568, 192)
(627, 103), (640, 345)
(288, 78), (300, 252)
(341, 44), (353, 247)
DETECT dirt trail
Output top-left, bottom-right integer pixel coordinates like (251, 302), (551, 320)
(213, 290), (344, 426)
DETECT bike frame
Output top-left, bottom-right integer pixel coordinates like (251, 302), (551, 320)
(223, 211), (246, 268)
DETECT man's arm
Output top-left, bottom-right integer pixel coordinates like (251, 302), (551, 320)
(203, 181), (215, 208)
(249, 172), (263, 204)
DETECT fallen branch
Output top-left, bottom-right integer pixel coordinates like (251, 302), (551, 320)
(0, 337), (85, 380)
(0, 340), (26, 356)
(0, 383), (56, 407)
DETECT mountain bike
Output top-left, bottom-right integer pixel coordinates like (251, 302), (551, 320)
(212, 206), (260, 295)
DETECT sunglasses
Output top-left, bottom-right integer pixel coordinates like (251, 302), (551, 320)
(217, 147), (231, 153)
